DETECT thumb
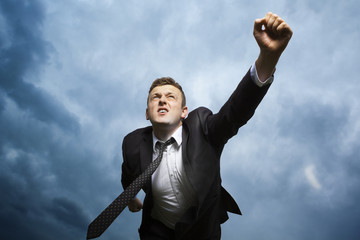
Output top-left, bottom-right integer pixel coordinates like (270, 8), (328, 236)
(254, 18), (266, 33)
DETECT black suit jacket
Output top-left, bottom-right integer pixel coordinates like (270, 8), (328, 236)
(121, 70), (271, 239)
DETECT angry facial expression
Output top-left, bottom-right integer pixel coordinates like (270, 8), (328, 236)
(146, 85), (188, 130)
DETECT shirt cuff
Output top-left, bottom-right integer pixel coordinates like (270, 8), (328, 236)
(250, 63), (274, 87)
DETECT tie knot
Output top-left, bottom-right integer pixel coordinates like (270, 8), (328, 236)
(165, 137), (176, 146)
(156, 137), (175, 151)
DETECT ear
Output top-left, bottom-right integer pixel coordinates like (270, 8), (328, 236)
(146, 108), (150, 120)
(181, 106), (188, 119)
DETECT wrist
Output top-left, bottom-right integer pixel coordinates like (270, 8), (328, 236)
(255, 50), (281, 81)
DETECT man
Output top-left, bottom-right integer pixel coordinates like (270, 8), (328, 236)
(121, 12), (292, 239)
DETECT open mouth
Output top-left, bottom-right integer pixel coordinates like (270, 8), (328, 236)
(158, 107), (168, 113)
(158, 109), (168, 113)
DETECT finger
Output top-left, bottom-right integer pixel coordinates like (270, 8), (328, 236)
(277, 22), (293, 38)
(129, 207), (137, 212)
(265, 13), (278, 31)
(129, 205), (142, 212)
(264, 12), (273, 22)
(271, 17), (283, 34)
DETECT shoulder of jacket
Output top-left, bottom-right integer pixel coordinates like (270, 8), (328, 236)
(185, 106), (213, 123)
(123, 126), (152, 142)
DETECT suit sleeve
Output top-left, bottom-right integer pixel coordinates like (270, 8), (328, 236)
(205, 69), (271, 147)
(121, 138), (131, 189)
(121, 136), (139, 190)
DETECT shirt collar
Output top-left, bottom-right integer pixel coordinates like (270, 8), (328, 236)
(152, 125), (183, 152)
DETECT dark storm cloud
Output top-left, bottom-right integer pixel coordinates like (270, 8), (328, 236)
(0, 0), (79, 132)
(0, 170), (88, 239)
(0, 103), (92, 239)
(0, 1), (90, 239)
(291, 99), (360, 208)
(221, 97), (360, 240)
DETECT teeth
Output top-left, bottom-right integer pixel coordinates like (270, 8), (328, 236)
(159, 110), (167, 113)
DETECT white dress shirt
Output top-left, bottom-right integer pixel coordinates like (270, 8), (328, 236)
(151, 125), (197, 229)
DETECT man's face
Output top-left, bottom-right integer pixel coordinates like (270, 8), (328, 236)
(146, 85), (188, 129)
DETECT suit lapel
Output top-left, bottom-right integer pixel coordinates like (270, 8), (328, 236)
(180, 123), (200, 223)
(182, 123), (196, 195)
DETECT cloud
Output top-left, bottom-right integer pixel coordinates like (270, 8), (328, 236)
(0, 0), (79, 132)
(305, 164), (321, 190)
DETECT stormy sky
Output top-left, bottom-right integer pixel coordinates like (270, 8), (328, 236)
(1, 0), (359, 239)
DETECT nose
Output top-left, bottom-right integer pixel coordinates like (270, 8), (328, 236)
(159, 95), (167, 105)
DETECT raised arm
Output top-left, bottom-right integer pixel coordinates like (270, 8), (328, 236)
(204, 13), (292, 147)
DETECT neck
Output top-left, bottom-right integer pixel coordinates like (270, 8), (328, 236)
(153, 122), (182, 141)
